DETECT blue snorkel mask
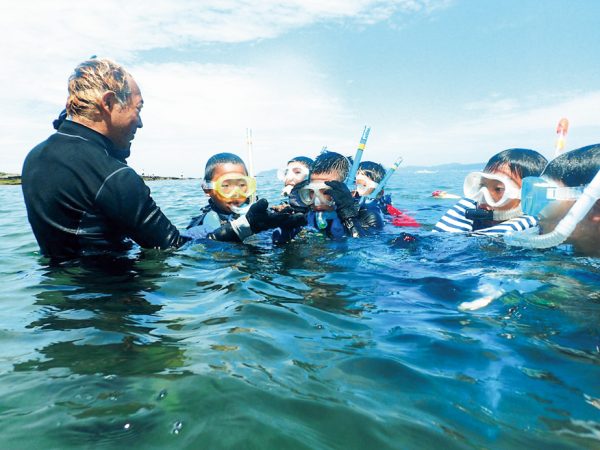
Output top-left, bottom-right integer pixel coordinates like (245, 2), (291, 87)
(520, 177), (587, 218)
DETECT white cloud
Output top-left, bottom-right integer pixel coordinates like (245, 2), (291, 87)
(3, 0), (597, 176)
(376, 91), (600, 166)
(0, 0), (446, 173)
(127, 59), (353, 176)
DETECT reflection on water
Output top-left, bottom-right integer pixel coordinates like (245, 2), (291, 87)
(0, 178), (599, 449)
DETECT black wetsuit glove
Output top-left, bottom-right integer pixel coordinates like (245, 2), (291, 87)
(212, 199), (307, 242)
(246, 199), (306, 232)
(324, 181), (359, 220)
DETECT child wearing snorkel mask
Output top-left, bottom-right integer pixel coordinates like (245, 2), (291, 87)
(184, 152), (305, 242)
(434, 148), (547, 235)
(506, 144), (600, 256)
(279, 156), (313, 197)
(273, 151), (383, 243)
(353, 161), (420, 227)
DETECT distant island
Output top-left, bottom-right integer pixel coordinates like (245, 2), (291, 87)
(0, 172), (195, 185)
(3, 162), (483, 186)
(257, 161), (485, 177)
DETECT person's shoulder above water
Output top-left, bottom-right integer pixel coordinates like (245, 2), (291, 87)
(21, 57), (185, 261)
(433, 197), (477, 233)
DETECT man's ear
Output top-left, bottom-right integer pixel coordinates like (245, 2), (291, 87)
(203, 188), (212, 197)
(100, 91), (117, 112)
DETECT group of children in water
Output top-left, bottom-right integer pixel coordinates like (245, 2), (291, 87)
(182, 143), (600, 257)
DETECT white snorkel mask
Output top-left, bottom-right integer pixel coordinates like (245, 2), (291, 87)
(463, 172), (521, 207)
(297, 181), (335, 208)
(504, 169), (600, 249)
(278, 163), (310, 197)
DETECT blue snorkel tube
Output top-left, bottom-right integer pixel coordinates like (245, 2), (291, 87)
(361, 156), (403, 204)
(345, 126), (371, 188)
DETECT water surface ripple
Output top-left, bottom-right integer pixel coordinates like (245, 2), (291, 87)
(0, 171), (599, 449)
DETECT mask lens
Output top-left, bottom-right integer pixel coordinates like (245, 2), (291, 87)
(298, 182), (333, 206)
(355, 175), (377, 196)
(463, 172), (519, 207)
(214, 174), (256, 199)
(521, 176), (585, 217)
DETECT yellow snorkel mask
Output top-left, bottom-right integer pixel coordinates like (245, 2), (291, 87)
(203, 173), (257, 200)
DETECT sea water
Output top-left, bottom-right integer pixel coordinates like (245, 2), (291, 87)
(0, 168), (599, 449)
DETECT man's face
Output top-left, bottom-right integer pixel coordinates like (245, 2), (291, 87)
(107, 76), (144, 150)
(204, 163), (249, 214)
(538, 179), (600, 256)
(309, 171), (340, 211)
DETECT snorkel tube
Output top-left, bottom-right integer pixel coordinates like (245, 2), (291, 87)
(555, 118), (569, 157)
(246, 128), (256, 204)
(504, 169), (600, 249)
(362, 156), (403, 203)
(345, 126), (371, 188)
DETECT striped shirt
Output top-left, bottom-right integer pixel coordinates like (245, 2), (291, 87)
(433, 197), (537, 235)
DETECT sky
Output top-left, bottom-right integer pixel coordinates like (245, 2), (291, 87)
(2, 0), (600, 177)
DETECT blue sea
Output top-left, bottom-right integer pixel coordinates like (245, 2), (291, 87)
(1, 167), (599, 449)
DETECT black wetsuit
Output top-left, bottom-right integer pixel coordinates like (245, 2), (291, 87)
(21, 120), (186, 260)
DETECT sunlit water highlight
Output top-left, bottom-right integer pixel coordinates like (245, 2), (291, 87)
(0, 168), (598, 449)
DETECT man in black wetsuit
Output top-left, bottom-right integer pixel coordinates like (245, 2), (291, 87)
(22, 58), (187, 260)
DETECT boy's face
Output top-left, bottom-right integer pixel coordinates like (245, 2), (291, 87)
(355, 171), (378, 197)
(479, 165), (522, 212)
(204, 163), (250, 214)
(308, 171), (341, 211)
(538, 180), (600, 256)
(284, 162), (309, 187)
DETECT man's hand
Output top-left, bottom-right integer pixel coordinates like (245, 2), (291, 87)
(324, 181), (359, 220)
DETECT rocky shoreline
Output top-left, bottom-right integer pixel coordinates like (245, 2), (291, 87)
(0, 173), (194, 185)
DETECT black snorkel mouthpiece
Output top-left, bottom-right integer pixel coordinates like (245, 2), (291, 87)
(464, 208), (494, 221)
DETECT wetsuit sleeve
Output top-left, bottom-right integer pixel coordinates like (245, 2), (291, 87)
(433, 198), (476, 233)
(207, 222), (243, 242)
(357, 207), (384, 231)
(95, 167), (187, 249)
(181, 223), (213, 240)
(341, 206), (383, 237)
(182, 219), (243, 242)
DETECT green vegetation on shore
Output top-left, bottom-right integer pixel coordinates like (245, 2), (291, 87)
(0, 173), (21, 185)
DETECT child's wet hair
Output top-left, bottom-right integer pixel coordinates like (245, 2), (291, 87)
(312, 151), (350, 180)
(484, 148), (547, 180)
(542, 144), (600, 186)
(288, 156), (314, 170)
(204, 153), (247, 181)
(358, 161), (386, 184)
